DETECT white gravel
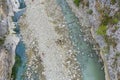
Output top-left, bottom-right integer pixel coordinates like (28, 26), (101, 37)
(19, 0), (81, 80)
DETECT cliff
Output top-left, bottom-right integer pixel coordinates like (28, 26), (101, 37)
(0, 0), (20, 79)
(66, 0), (120, 80)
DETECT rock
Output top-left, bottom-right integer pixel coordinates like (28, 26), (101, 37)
(0, 48), (14, 80)
(0, 0), (21, 79)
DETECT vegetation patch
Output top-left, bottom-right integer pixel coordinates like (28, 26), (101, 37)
(87, 9), (93, 14)
(111, 17), (119, 24)
(96, 25), (107, 36)
(101, 14), (111, 25)
(104, 36), (117, 48)
(111, 0), (116, 5)
(74, 0), (81, 7)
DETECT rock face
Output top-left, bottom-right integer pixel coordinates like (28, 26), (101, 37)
(66, 0), (120, 80)
(0, 0), (20, 79)
(0, 0), (8, 38)
(0, 48), (13, 80)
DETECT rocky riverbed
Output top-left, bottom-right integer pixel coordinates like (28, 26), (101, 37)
(1, 0), (120, 80)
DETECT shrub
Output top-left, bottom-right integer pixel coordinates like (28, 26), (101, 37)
(74, 0), (81, 7)
(111, 0), (116, 5)
(96, 25), (107, 36)
(111, 18), (119, 24)
(87, 9), (93, 14)
(101, 13), (111, 25)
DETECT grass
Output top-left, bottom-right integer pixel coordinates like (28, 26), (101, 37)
(111, 18), (119, 24)
(11, 54), (22, 80)
(96, 25), (107, 36)
(74, 0), (81, 7)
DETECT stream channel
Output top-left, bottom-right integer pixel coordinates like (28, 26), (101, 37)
(11, 0), (27, 80)
(56, 0), (105, 80)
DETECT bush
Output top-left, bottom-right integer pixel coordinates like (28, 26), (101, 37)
(96, 25), (107, 36)
(87, 9), (93, 14)
(101, 13), (111, 25)
(111, 0), (116, 5)
(111, 18), (119, 24)
(74, 0), (81, 7)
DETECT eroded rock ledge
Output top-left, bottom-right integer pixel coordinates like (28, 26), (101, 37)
(0, 0), (20, 79)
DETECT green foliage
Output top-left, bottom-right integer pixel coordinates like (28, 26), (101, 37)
(100, 13), (119, 26)
(0, 38), (5, 46)
(115, 12), (120, 19)
(11, 54), (22, 80)
(114, 26), (119, 31)
(111, 18), (119, 24)
(87, 9), (93, 14)
(101, 13), (111, 25)
(111, 0), (116, 5)
(96, 25), (107, 36)
(74, 0), (81, 7)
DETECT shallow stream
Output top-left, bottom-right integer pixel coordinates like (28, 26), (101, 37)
(56, 0), (105, 80)
(11, 0), (27, 80)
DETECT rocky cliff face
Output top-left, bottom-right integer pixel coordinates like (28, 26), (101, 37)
(67, 0), (120, 80)
(0, 48), (13, 80)
(0, 0), (20, 79)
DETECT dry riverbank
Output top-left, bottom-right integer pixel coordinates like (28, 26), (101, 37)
(19, 0), (81, 80)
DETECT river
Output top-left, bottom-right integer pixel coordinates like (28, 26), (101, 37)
(11, 0), (27, 80)
(11, 0), (105, 80)
(56, 0), (105, 80)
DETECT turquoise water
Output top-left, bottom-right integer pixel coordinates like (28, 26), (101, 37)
(18, 0), (26, 9)
(56, 0), (105, 80)
(12, 0), (26, 22)
(11, 0), (27, 80)
(15, 41), (27, 80)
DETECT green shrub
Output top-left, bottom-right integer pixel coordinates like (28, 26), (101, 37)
(74, 0), (81, 7)
(111, 0), (116, 5)
(111, 18), (119, 24)
(101, 13), (111, 25)
(96, 25), (107, 36)
(87, 9), (93, 14)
